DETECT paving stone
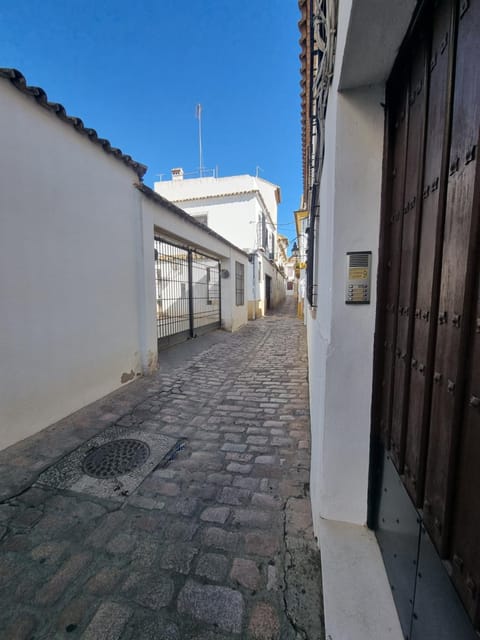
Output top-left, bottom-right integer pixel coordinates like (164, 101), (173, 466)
(267, 565), (277, 591)
(248, 446), (270, 454)
(232, 508), (273, 529)
(195, 552), (229, 582)
(131, 535), (160, 567)
(195, 430), (220, 441)
(225, 452), (254, 463)
(177, 579), (244, 633)
(248, 602), (280, 639)
(186, 482), (217, 499)
(221, 443), (248, 453)
(126, 613), (180, 640)
(0, 504), (13, 523)
(85, 511), (127, 548)
(246, 435), (269, 445)
(159, 543), (199, 574)
(218, 486), (250, 506)
(106, 532), (137, 554)
(226, 462), (253, 474)
(230, 558), (262, 590)
(56, 594), (95, 634)
(85, 566), (123, 594)
(154, 468), (177, 480)
(123, 572), (175, 609)
(163, 518), (199, 541)
(0, 532), (31, 553)
(132, 511), (165, 535)
(251, 493), (281, 509)
(2, 613), (37, 640)
(127, 495), (165, 510)
(30, 540), (69, 565)
(223, 432), (243, 443)
(202, 527), (242, 551)
(233, 476), (260, 491)
(82, 601), (132, 640)
(36, 551), (92, 605)
(10, 508), (43, 530)
(150, 481), (181, 496)
(254, 455), (277, 465)
(0, 300), (323, 640)
(271, 437), (293, 447)
(245, 532), (280, 557)
(200, 506), (230, 524)
(166, 496), (198, 516)
(206, 472), (233, 485)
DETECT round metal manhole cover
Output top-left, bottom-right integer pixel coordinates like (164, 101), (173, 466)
(82, 439), (151, 479)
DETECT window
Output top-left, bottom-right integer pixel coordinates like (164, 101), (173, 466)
(235, 261), (245, 306)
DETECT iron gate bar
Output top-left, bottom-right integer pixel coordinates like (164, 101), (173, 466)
(188, 248), (194, 337)
(154, 237), (221, 349)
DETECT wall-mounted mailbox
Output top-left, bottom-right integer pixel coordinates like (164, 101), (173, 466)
(345, 251), (371, 304)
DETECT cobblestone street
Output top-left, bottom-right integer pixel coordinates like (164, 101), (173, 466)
(0, 299), (324, 640)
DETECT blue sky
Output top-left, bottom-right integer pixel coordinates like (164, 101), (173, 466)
(0, 1), (302, 243)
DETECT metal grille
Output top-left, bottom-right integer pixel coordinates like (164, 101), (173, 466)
(155, 237), (220, 348)
(82, 439), (150, 478)
(191, 248), (221, 332)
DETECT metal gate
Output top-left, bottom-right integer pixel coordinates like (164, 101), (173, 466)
(371, 0), (480, 637)
(154, 237), (221, 349)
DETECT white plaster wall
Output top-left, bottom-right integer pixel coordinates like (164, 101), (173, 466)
(0, 82), (156, 451)
(307, 0), (387, 529)
(180, 196), (258, 254)
(322, 86), (384, 525)
(154, 175), (280, 254)
(154, 174), (279, 223)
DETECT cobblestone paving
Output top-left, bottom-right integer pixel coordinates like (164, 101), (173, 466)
(0, 299), (324, 639)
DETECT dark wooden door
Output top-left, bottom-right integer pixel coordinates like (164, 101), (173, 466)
(372, 0), (480, 629)
(403, 0), (454, 505)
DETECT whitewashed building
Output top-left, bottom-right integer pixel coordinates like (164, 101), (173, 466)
(0, 68), (249, 452)
(300, 1), (480, 639)
(154, 172), (287, 319)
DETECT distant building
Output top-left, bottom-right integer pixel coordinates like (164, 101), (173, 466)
(154, 171), (286, 319)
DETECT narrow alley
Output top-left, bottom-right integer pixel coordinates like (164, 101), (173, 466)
(0, 299), (324, 640)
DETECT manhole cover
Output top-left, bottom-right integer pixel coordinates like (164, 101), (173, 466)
(82, 439), (150, 478)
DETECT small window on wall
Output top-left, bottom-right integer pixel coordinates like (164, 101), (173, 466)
(235, 261), (245, 306)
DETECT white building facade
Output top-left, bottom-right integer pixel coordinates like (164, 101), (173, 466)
(300, 1), (480, 639)
(154, 172), (286, 319)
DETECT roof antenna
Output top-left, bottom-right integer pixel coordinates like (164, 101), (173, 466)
(255, 166), (263, 177)
(196, 104), (204, 177)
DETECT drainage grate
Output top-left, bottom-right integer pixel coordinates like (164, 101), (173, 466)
(82, 439), (150, 479)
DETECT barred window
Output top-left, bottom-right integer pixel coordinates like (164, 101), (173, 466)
(235, 261), (245, 306)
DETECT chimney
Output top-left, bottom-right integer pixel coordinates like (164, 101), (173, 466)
(171, 167), (184, 181)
